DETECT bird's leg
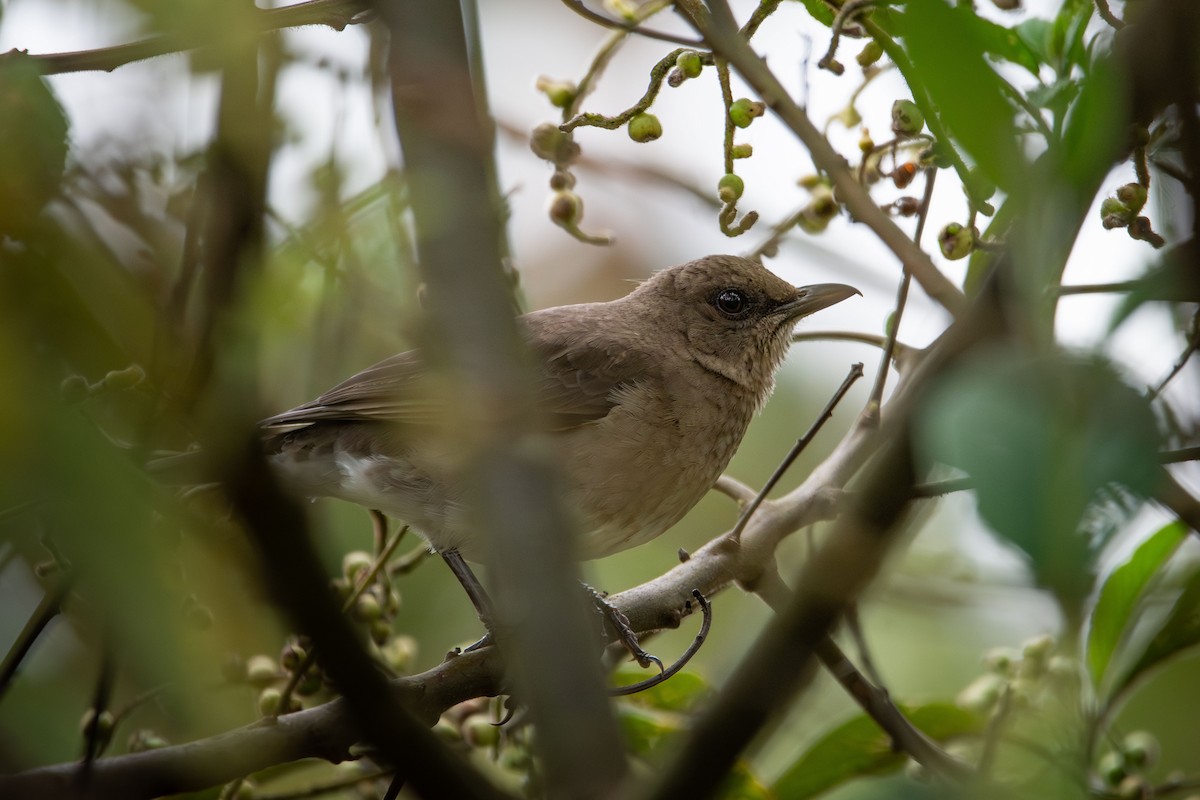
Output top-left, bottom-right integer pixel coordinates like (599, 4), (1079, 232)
(583, 583), (663, 672)
(440, 549), (495, 652)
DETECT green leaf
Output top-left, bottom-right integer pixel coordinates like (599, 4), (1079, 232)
(973, 17), (1041, 75)
(1118, 564), (1200, 696)
(1015, 18), (1056, 66)
(0, 55), (69, 235)
(771, 704), (981, 799)
(613, 668), (712, 712)
(797, 0), (836, 26)
(896, 1), (1026, 192)
(1087, 522), (1188, 692)
(616, 704), (682, 756)
(915, 351), (1161, 611)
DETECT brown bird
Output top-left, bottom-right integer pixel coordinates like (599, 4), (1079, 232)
(260, 255), (858, 571)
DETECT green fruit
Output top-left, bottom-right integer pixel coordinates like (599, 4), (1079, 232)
(382, 635), (418, 673)
(857, 40), (884, 67)
(891, 99), (925, 136)
(717, 173), (744, 203)
(729, 98), (765, 129)
(1122, 731), (1160, 770)
(280, 644), (307, 672)
(1100, 197), (1132, 229)
(1116, 183), (1147, 213)
(529, 123), (579, 164)
(549, 191), (584, 227)
(938, 222), (974, 260)
(246, 654), (280, 687)
(967, 166), (996, 202)
(258, 687), (283, 717)
(627, 113), (663, 143)
(463, 713), (501, 748)
(1098, 750), (1126, 786)
(731, 143), (753, 159)
(676, 51), (703, 79)
(535, 76), (576, 109)
(353, 593), (382, 622)
(60, 374), (90, 404)
(103, 364), (145, 390)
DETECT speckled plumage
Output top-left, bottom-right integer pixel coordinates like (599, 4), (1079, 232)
(262, 255), (857, 560)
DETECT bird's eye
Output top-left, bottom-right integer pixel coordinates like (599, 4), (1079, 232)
(713, 288), (751, 318)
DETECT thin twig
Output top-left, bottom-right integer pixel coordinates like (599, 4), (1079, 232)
(1147, 310), (1200, 401)
(253, 767), (393, 799)
(977, 685), (1013, 778)
(1094, 0), (1126, 30)
(0, 574), (75, 703)
(843, 606), (885, 687)
(818, 0), (882, 75)
(558, 0), (705, 47)
(1056, 280), (1145, 295)
(609, 591), (712, 696)
(728, 362), (865, 542)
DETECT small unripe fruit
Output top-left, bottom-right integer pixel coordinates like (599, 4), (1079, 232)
(80, 708), (115, 746)
(1122, 731), (1160, 770)
(60, 375), (90, 403)
(676, 50), (703, 79)
(548, 169), (575, 191)
(246, 654), (280, 687)
(1116, 776), (1148, 800)
(857, 40), (884, 67)
(258, 687), (283, 717)
(729, 98), (765, 128)
(891, 99), (925, 136)
(342, 551), (372, 582)
(280, 644), (307, 672)
(798, 174), (824, 190)
(967, 166), (996, 202)
(529, 123), (579, 164)
(717, 173), (744, 203)
(433, 717), (462, 742)
(463, 713), (501, 748)
(1116, 183), (1147, 214)
(1098, 750), (1127, 786)
(938, 222), (974, 260)
(353, 593), (382, 622)
(891, 196), (920, 217)
(549, 191), (584, 227)
(295, 671), (324, 696)
(809, 187), (839, 219)
(1101, 197), (1132, 229)
(858, 129), (875, 153)
(103, 364), (145, 390)
(956, 672), (1005, 713)
(731, 143), (753, 159)
(797, 208), (830, 234)
(370, 619), (392, 646)
(535, 76), (576, 109)
(382, 635), (419, 673)
(127, 729), (169, 752)
(1022, 633), (1055, 661)
(627, 113), (662, 143)
(982, 647), (1018, 675)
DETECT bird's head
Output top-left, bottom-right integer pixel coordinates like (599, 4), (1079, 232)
(635, 254), (859, 395)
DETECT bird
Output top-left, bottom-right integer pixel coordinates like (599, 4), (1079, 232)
(259, 254), (859, 570)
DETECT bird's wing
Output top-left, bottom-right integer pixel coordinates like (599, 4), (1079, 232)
(260, 350), (438, 430)
(261, 318), (654, 433)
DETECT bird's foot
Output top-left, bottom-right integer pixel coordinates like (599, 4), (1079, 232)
(583, 583), (663, 672)
(609, 589), (712, 696)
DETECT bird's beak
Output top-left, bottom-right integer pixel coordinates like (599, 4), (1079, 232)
(778, 283), (861, 319)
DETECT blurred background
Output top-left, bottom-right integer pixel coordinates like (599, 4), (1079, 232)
(0, 0), (1197, 797)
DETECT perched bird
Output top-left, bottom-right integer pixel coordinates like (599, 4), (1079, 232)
(261, 254), (858, 566)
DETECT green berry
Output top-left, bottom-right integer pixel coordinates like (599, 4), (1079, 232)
(258, 687), (283, 717)
(60, 374), (91, 404)
(729, 98), (765, 129)
(717, 173), (744, 204)
(382, 635), (418, 673)
(857, 40), (884, 68)
(938, 223), (974, 260)
(280, 644), (307, 672)
(1116, 183), (1147, 214)
(731, 143), (753, 159)
(809, 187), (839, 219)
(676, 51), (703, 79)
(797, 208), (830, 234)
(1098, 750), (1127, 787)
(529, 123), (579, 164)
(1022, 633), (1054, 662)
(967, 166), (996, 202)
(127, 729), (169, 752)
(353, 593), (382, 622)
(627, 113), (663, 143)
(891, 99), (925, 137)
(246, 654), (280, 687)
(80, 708), (115, 744)
(549, 191), (584, 227)
(1100, 197), (1132, 228)
(463, 713), (501, 748)
(369, 619), (392, 646)
(1122, 731), (1160, 770)
(342, 551), (372, 582)
(103, 364), (145, 390)
(535, 76), (576, 109)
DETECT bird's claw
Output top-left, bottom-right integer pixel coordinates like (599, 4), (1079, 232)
(609, 589), (712, 697)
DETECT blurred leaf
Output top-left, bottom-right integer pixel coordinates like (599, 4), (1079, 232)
(616, 704), (682, 756)
(974, 18), (1041, 75)
(1026, 77), (1080, 118)
(1088, 522), (1187, 692)
(897, 0), (1026, 192)
(0, 55), (69, 234)
(797, 0), (836, 27)
(1014, 18), (1056, 66)
(771, 704), (980, 799)
(720, 762), (772, 800)
(1058, 56), (1124, 189)
(1109, 241), (1200, 328)
(1119, 563), (1200, 696)
(915, 350), (1161, 611)
(613, 668), (711, 712)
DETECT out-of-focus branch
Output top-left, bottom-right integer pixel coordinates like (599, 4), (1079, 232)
(377, 2), (627, 798)
(1, 0), (371, 76)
